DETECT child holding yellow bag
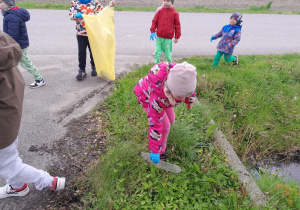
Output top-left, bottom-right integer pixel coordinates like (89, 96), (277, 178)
(69, 0), (114, 80)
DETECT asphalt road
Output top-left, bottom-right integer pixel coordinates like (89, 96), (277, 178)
(0, 9), (300, 209)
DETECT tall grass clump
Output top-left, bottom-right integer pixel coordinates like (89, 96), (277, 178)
(82, 63), (254, 209)
(255, 170), (300, 209)
(183, 54), (299, 161)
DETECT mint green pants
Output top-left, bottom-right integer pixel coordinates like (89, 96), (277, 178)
(155, 37), (172, 64)
(19, 48), (42, 80)
(212, 50), (236, 67)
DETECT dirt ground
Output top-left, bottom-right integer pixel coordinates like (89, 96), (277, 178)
(19, 0), (300, 11)
(25, 112), (108, 209)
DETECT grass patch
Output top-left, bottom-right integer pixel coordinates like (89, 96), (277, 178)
(16, 2), (69, 10)
(81, 64), (254, 209)
(254, 170), (300, 209)
(80, 54), (300, 208)
(180, 54), (300, 161)
(16, 2), (300, 14)
(250, 1), (273, 11)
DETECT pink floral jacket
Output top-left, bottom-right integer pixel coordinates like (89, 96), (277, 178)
(134, 62), (196, 153)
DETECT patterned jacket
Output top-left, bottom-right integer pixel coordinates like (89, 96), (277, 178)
(150, 7), (181, 40)
(134, 62), (196, 153)
(69, 0), (103, 36)
(213, 24), (241, 55)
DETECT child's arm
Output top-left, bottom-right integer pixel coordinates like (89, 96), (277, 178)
(69, 0), (80, 21)
(212, 29), (223, 40)
(150, 11), (160, 33)
(147, 95), (165, 155)
(6, 19), (21, 42)
(174, 12), (181, 43)
(230, 30), (241, 47)
(94, 0), (104, 15)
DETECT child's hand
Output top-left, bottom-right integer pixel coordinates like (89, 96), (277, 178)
(150, 152), (160, 164)
(210, 36), (214, 42)
(75, 12), (83, 19)
(186, 103), (193, 109)
(174, 39), (179, 44)
(150, 33), (156, 41)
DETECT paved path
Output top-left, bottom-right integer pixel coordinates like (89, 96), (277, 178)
(0, 10), (300, 209)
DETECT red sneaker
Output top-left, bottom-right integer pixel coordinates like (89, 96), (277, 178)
(49, 177), (65, 191)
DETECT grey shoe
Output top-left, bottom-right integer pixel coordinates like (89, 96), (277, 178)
(76, 70), (86, 80)
(233, 55), (239, 66)
(91, 67), (97, 76)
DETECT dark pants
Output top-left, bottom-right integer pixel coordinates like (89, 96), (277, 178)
(77, 35), (95, 71)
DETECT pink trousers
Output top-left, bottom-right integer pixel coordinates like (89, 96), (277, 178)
(144, 107), (175, 155)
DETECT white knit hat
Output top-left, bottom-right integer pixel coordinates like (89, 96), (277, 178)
(166, 62), (197, 97)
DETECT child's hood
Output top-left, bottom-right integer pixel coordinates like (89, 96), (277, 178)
(162, 6), (175, 12)
(223, 24), (241, 33)
(7, 8), (30, 22)
(0, 31), (22, 71)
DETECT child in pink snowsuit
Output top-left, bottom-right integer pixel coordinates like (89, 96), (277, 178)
(134, 62), (197, 164)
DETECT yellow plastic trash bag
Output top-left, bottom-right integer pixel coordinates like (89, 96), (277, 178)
(83, 6), (116, 80)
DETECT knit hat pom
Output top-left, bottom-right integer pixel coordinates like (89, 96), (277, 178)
(166, 62), (197, 98)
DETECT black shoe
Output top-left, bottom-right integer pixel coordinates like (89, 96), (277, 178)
(160, 154), (167, 161)
(76, 70), (86, 80)
(233, 55), (239, 66)
(91, 67), (97, 76)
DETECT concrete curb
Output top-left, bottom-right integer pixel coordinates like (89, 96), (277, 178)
(195, 99), (268, 207)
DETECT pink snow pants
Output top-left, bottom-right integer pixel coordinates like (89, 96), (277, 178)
(144, 107), (175, 155)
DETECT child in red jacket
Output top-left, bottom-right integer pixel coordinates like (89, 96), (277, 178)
(150, 0), (181, 64)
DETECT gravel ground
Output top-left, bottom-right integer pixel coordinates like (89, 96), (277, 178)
(19, 0), (300, 11)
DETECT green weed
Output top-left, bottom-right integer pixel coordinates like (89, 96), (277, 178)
(80, 64), (253, 209)
(255, 171), (300, 209)
(182, 54), (300, 161)
(79, 54), (299, 208)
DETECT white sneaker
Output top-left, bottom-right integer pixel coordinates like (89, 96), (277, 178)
(49, 177), (65, 191)
(29, 79), (46, 88)
(0, 184), (29, 199)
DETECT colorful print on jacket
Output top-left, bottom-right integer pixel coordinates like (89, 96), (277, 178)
(150, 7), (181, 40)
(69, 0), (103, 36)
(134, 62), (196, 153)
(213, 24), (241, 55)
